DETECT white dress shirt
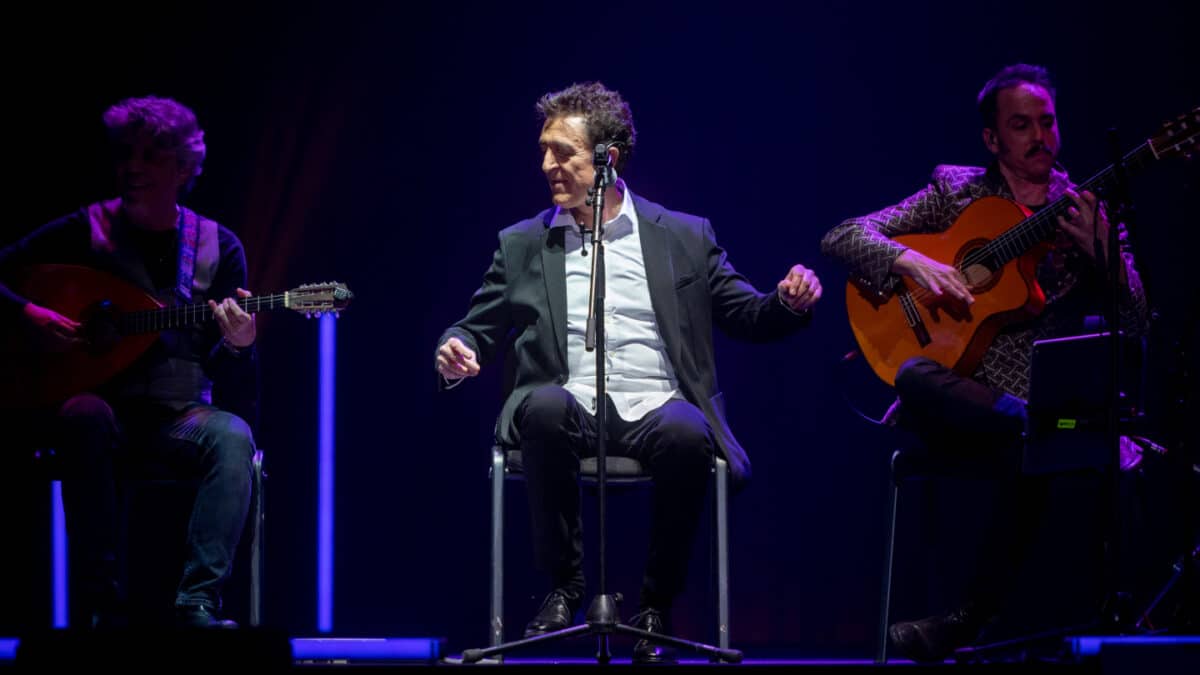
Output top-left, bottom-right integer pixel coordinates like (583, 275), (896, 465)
(550, 180), (682, 421)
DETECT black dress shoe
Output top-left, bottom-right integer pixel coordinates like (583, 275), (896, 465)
(888, 605), (989, 663)
(631, 608), (677, 665)
(85, 592), (129, 630)
(175, 605), (239, 629)
(89, 608), (129, 631)
(82, 577), (128, 630)
(523, 590), (581, 637)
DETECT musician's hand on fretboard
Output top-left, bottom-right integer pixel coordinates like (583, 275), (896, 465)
(208, 288), (257, 348)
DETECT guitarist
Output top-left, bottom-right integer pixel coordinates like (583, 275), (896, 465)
(0, 97), (258, 629)
(821, 64), (1148, 661)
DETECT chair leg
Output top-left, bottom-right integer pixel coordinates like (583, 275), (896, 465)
(876, 479), (900, 664)
(250, 449), (264, 627)
(715, 457), (730, 651)
(489, 448), (506, 648)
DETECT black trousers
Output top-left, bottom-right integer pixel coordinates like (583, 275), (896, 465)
(894, 356), (1049, 616)
(515, 384), (714, 611)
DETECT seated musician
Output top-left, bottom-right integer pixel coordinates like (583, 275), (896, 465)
(0, 96), (258, 629)
(820, 64), (1149, 661)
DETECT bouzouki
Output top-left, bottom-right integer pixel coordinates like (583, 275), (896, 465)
(846, 107), (1198, 386)
(1, 264), (353, 409)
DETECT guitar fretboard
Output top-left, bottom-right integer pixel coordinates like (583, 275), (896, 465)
(117, 293), (290, 335)
(971, 141), (1153, 268)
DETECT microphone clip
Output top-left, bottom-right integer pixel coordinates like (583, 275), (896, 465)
(591, 142), (617, 187)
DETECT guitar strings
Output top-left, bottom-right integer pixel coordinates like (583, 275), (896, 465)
(936, 142), (1148, 281)
(123, 293), (290, 320)
(118, 291), (343, 331)
(881, 125), (1185, 311)
(904, 192), (1106, 308)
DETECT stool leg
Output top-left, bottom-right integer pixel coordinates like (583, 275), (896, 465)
(715, 457), (731, 651)
(250, 450), (264, 627)
(877, 480), (899, 664)
(489, 448), (506, 648)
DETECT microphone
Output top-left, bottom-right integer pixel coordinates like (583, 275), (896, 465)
(593, 142), (618, 185)
(581, 141), (619, 257)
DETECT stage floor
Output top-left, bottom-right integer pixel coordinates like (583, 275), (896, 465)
(3, 633), (1197, 671)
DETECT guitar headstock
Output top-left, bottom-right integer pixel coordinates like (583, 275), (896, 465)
(286, 281), (355, 318)
(1149, 106), (1200, 161)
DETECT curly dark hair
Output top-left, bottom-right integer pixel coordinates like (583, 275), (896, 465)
(103, 96), (207, 182)
(536, 82), (636, 172)
(977, 64), (1056, 130)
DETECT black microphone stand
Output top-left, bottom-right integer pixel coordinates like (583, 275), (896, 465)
(1096, 128), (1135, 631)
(460, 146), (742, 664)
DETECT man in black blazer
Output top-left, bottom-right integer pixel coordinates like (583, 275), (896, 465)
(436, 82), (820, 663)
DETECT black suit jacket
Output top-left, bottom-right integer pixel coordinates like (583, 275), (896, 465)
(438, 194), (811, 485)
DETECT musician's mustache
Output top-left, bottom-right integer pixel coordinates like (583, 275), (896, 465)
(1026, 144), (1054, 158)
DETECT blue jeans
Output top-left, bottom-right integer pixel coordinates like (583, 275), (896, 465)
(56, 394), (255, 621)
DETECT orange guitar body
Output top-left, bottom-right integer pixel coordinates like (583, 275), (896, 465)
(846, 196), (1052, 386)
(2, 265), (162, 410)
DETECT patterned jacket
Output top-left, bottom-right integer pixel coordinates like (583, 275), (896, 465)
(821, 163), (1148, 400)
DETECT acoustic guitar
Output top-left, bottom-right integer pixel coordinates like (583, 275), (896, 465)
(846, 107), (1198, 385)
(1, 264), (353, 408)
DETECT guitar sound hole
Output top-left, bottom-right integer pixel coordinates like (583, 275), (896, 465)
(81, 300), (121, 355)
(963, 262), (994, 289)
(956, 240), (1002, 295)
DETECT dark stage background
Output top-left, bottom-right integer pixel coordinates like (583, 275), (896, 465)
(3, 0), (1197, 657)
